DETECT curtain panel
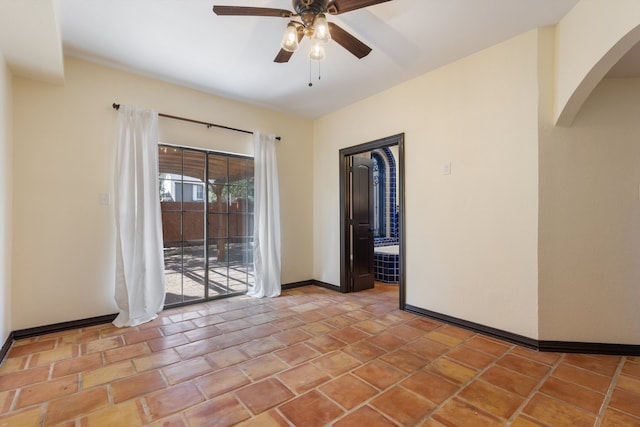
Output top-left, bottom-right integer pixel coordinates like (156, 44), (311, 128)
(249, 132), (281, 298)
(113, 105), (166, 327)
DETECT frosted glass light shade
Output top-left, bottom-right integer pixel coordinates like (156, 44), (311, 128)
(281, 23), (299, 52)
(309, 39), (325, 61)
(313, 13), (331, 44)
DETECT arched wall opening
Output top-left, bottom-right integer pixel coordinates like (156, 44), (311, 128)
(555, 1), (640, 126)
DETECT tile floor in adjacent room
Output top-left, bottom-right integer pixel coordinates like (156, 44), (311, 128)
(1, 284), (639, 426)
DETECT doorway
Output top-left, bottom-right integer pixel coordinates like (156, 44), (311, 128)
(339, 133), (405, 309)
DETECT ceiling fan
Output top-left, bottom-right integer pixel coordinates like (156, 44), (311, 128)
(212, 0), (392, 63)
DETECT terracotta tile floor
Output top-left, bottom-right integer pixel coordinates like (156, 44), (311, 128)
(1, 284), (639, 426)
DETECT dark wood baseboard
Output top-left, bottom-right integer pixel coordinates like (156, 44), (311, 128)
(0, 331), (14, 363)
(537, 340), (640, 356)
(405, 304), (640, 356)
(282, 280), (341, 292)
(286, 284), (640, 356)
(1, 313), (118, 363)
(281, 280), (315, 290)
(405, 304), (539, 350)
(13, 314), (118, 341)
(310, 280), (342, 292)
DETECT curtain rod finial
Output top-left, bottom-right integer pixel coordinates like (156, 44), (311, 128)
(112, 103), (120, 111)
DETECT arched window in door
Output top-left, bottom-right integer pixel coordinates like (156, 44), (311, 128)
(372, 152), (385, 237)
(371, 148), (397, 241)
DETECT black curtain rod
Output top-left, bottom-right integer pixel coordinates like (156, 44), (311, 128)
(112, 103), (281, 141)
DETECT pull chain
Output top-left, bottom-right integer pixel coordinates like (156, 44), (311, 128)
(309, 59), (323, 87)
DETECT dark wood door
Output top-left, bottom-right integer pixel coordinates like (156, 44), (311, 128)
(351, 156), (375, 292)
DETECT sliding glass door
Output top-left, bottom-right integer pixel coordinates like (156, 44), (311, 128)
(158, 145), (254, 306)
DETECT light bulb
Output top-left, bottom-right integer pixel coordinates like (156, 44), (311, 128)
(313, 13), (331, 44)
(309, 39), (325, 61)
(281, 23), (299, 53)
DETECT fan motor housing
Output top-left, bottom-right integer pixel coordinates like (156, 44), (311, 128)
(293, 0), (331, 27)
(293, 0), (330, 13)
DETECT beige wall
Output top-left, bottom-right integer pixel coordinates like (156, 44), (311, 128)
(539, 77), (640, 344)
(0, 55), (12, 343)
(11, 57), (313, 330)
(313, 31), (541, 339)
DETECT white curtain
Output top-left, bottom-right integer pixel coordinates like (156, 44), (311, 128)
(113, 105), (166, 327)
(249, 132), (281, 298)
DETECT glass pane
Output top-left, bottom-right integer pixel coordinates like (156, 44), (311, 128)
(229, 278), (248, 294)
(208, 239), (229, 297)
(208, 214), (228, 239)
(228, 185), (247, 213)
(246, 264), (255, 288)
(229, 214), (252, 238)
(247, 194), (254, 213)
(161, 212), (182, 244)
(208, 154), (229, 185)
(183, 211), (205, 241)
(246, 161), (254, 181)
(183, 243), (205, 270)
(209, 238), (228, 266)
(182, 243), (205, 301)
(158, 146), (182, 176)
(181, 183), (206, 207)
(181, 274), (205, 301)
(164, 243), (182, 273)
(228, 237), (253, 265)
(164, 243), (183, 305)
(159, 175), (179, 203)
(248, 184), (254, 212)
(208, 185), (228, 212)
(246, 162), (254, 213)
(208, 268), (229, 296)
(183, 150), (205, 182)
(228, 157), (248, 184)
(229, 254), (250, 293)
(164, 278), (183, 305)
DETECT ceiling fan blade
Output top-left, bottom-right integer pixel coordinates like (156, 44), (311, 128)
(274, 49), (295, 63)
(328, 0), (391, 15)
(212, 6), (293, 18)
(274, 26), (304, 63)
(328, 22), (372, 59)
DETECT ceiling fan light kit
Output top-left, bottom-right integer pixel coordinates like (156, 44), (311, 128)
(213, 0), (390, 63)
(279, 12), (331, 61)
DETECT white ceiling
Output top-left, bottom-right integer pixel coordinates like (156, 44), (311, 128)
(56, 0), (584, 118)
